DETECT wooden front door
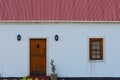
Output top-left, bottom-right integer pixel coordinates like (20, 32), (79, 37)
(30, 39), (46, 76)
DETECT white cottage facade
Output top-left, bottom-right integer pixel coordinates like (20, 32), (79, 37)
(0, 0), (120, 79)
(0, 23), (120, 77)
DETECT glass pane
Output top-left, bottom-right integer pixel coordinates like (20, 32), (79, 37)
(96, 51), (100, 54)
(96, 42), (100, 45)
(92, 42), (96, 45)
(96, 55), (100, 58)
(92, 42), (96, 49)
(92, 55), (97, 58)
(96, 45), (100, 49)
(92, 51), (96, 55)
(96, 42), (100, 49)
(92, 45), (96, 49)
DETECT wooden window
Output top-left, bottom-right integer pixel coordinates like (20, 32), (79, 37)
(89, 38), (103, 60)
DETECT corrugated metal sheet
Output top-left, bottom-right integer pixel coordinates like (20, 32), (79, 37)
(0, 0), (120, 21)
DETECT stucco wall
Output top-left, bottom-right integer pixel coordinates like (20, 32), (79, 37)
(0, 23), (120, 77)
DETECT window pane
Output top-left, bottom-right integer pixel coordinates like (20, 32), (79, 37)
(96, 55), (100, 58)
(96, 42), (100, 49)
(96, 51), (100, 55)
(92, 42), (96, 45)
(96, 42), (100, 45)
(92, 45), (96, 49)
(92, 42), (96, 49)
(92, 55), (97, 58)
(92, 51), (96, 55)
(97, 45), (100, 49)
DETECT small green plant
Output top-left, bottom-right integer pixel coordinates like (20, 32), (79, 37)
(50, 59), (56, 73)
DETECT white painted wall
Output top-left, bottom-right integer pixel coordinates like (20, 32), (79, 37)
(0, 23), (120, 77)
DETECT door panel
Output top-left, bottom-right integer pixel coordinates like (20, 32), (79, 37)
(30, 39), (46, 76)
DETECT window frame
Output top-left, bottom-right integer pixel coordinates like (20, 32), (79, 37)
(89, 38), (103, 60)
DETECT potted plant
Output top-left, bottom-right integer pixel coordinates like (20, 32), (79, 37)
(50, 59), (57, 80)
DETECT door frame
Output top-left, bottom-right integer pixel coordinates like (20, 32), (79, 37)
(29, 38), (49, 76)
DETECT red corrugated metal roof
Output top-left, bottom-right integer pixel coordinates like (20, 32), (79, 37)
(0, 0), (120, 21)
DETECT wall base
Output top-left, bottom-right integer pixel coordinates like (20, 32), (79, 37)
(58, 77), (120, 80)
(0, 77), (120, 80)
